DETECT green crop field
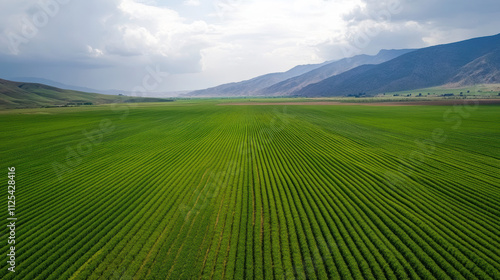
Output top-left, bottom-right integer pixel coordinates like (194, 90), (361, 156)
(1, 100), (499, 280)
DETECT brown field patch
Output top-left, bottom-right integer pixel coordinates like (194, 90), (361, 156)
(219, 99), (500, 106)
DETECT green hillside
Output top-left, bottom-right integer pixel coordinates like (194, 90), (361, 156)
(0, 79), (171, 109)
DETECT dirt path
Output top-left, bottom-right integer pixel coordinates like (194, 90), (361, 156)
(219, 99), (500, 106)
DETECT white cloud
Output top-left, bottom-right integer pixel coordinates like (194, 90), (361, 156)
(197, 0), (365, 84)
(87, 45), (104, 57)
(183, 0), (201, 7)
(103, 0), (210, 61)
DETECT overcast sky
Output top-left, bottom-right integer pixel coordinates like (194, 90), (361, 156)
(0, 0), (499, 92)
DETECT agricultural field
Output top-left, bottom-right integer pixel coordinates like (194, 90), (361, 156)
(1, 100), (499, 279)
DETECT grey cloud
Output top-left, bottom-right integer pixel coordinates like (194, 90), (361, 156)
(344, 0), (500, 23)
(335, 0), (500, 61)
(0, 0), (208, 90)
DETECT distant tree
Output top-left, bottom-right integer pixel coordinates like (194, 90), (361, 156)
(467, 90), (470, 93)
(418, 93), (422, 97)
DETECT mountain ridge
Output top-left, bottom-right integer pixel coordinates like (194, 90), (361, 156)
(296, 33), (500, 97)
(187, 60), (332, 97)
(187, 49), (412, 97)
(260, 49), (414, 96)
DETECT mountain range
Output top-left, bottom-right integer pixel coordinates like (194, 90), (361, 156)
(187, 33), (500, 97)
(186, 60), (333, 97)
(188, 49), (414, 97)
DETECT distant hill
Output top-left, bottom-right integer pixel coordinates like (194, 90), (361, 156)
(447, 50), (500, 87)
(0, 79), (172, 109)
(260, 49), (414, 96)
(187, 61), (332, 97)
(295, 33), (500, 97)
(8, 77), (113, 96)
(187, 49), (412, 97)
(9, 77), (187, 97)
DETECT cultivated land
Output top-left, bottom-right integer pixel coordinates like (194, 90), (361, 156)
(219, 100), (500, 106)
(1, 100), (499, 279)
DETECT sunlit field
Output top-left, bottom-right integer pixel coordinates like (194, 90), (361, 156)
(1, 100), (499, 280)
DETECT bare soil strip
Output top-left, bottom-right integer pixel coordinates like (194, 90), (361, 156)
(219, 99), (500, 106)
